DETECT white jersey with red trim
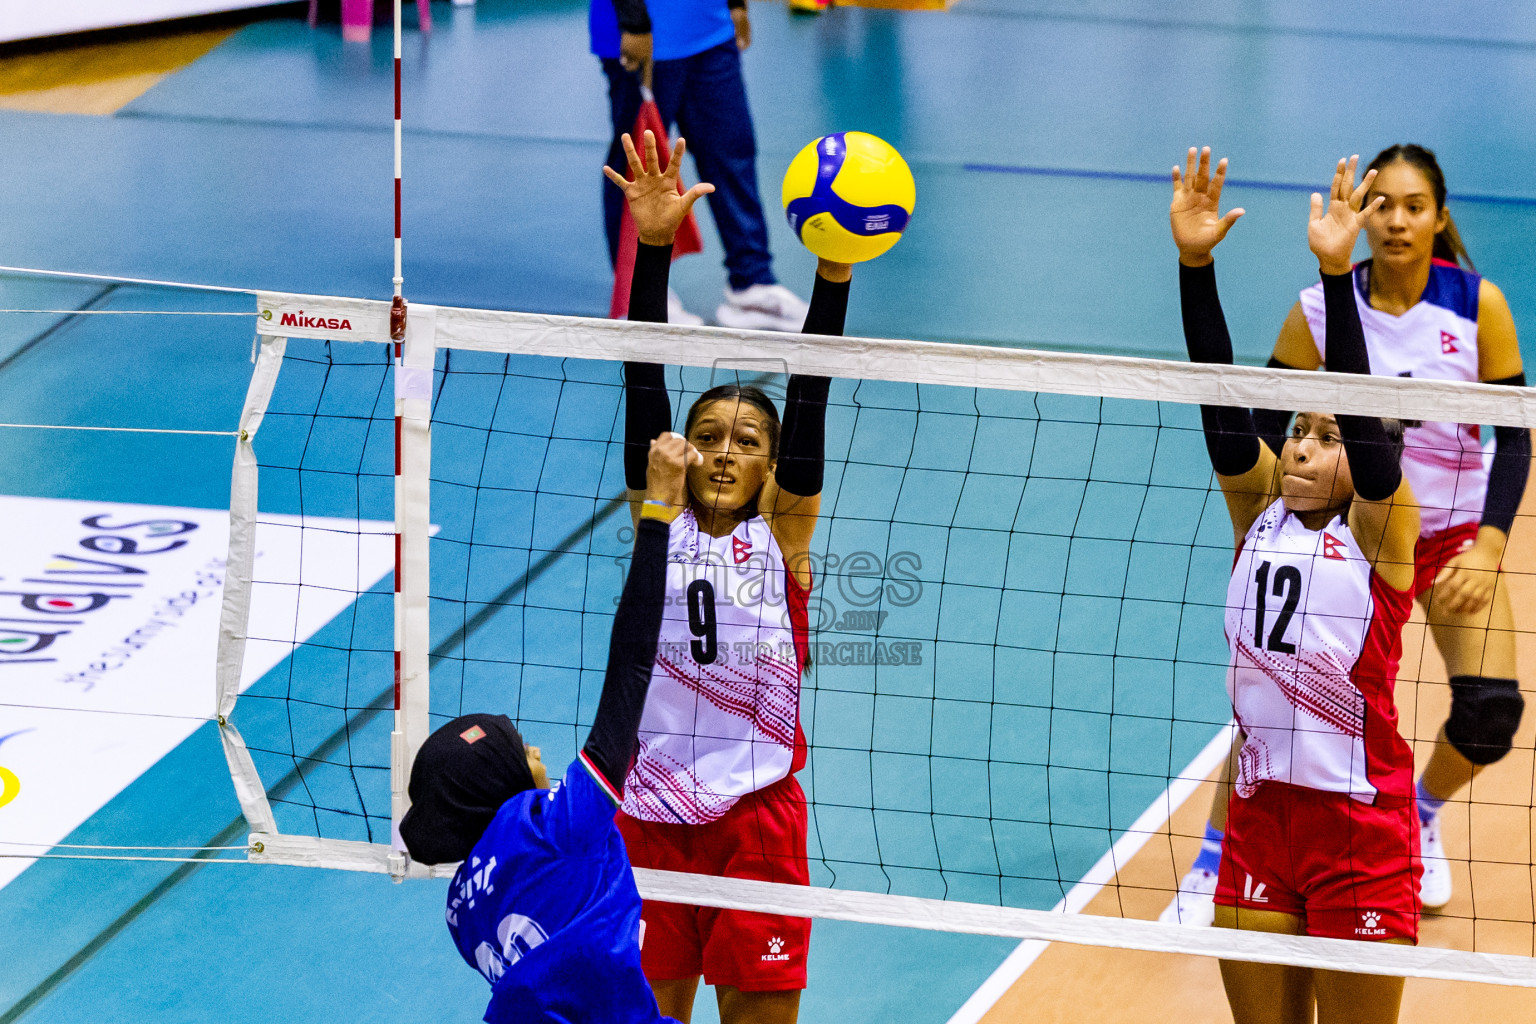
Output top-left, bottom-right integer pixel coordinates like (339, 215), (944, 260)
(621, 508), (809, 824)
(1225, 500), (1414, 803)
(1300, 258), (1485, 536)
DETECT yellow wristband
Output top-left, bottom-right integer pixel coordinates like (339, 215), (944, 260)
(640, 501), (682, 524)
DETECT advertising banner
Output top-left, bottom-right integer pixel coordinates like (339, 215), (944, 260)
(0, 497), (393, 889)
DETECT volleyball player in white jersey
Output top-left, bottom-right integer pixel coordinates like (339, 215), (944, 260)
(603, 130), (846, 1024)
(1175, 149), (1423, 1024)
(1163, 145), (1528, 924)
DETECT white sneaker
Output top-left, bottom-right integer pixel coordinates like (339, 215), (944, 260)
(715, 283), (810, 332)
(1158, 867), (1218, 926)
(667, 289), (704, 327)
(1420, 814), (1453, 909)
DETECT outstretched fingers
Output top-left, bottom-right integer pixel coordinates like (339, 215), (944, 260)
(1349, 167), (1379, 210)
(620, 132), (645, 179)
(678, 181), (716, 217)
(1343, 155), (1360, 201)
(1329, 157), (1351, 203)
(663, 138), (688, 185)
(1209, 156), (1231, 208)
(1193, 146), (1213, 194)
(642, 130), (662, 179)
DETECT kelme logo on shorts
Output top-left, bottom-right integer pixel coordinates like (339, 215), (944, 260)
(1355, 911), (1386, 937)
(761, 936), (789, 962)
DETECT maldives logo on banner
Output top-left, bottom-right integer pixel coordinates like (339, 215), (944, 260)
(0, 496), (394, 891)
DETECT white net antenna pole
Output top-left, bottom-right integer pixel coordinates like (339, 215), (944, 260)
(386, 0), (424, 876)
(392, 0), (403, 303)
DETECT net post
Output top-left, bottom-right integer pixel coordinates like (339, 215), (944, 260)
(213, 332), (286, 838)
(392, 0), (403, 304)
(390, 305), (436, 859)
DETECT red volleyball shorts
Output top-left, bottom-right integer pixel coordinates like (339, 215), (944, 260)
(616, 774), (811, 992)
(1214, 782), (1422, 942)
(1413, 522), (1481, 599)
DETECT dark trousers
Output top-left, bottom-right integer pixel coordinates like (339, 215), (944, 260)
(602, 40), (775, 291)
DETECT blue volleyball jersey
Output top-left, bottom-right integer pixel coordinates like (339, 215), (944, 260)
(589, 0), (736, 61)
(446, 753), (673, 1024)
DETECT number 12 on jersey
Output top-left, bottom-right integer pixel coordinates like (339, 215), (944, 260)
(1253, 560), (1301, 654)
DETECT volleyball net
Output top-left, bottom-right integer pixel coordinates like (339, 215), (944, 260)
(166, 291), (1536, 983)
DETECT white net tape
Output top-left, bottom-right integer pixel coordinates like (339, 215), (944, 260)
(213, 290), (1536, 986)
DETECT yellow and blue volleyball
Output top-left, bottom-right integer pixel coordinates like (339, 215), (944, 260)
(782, 132), (915, 263)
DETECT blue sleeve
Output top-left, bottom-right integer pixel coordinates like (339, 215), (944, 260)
(538, 756), (621, 853)
(589, 0), (622, 58)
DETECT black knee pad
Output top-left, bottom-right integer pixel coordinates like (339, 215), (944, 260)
(1444, 676), (1524, 766)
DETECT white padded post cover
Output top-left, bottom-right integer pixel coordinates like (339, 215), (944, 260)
(214, 334), (285, 837)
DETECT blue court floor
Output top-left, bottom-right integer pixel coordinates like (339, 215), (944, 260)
(3, 3), (1536, 1022)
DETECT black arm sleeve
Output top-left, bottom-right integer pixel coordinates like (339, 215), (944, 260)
(775, 273), (847, 498)
(1321, 271), (1402, 502)
(1254, 357), (1299, 456)
(628, 240), (671, 325)
(623, 242), (675, 491)
(581, 517), (668, 792)
(611, 0), (652, 35)
(1483, 372), (1531, 535)
(1179, 261), (1262, 477)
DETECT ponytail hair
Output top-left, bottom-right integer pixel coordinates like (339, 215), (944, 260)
(1366, 144), (1474, 272)
(1433, 212), (1474, 272)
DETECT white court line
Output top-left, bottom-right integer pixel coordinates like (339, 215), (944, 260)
(945, 722), (1237, 1024)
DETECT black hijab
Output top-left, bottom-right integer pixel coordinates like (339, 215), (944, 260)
(398, 713), (537, 865)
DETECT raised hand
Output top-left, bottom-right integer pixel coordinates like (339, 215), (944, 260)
(1170, 147), (1245, 267)
(1308, 156), (1383, 276)
(602, 131), (715, 247)
(646, 431), (702, 510)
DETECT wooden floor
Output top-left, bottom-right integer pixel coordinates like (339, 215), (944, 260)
(0, 24), (231, 115)
(982, 470), (1536, 1022)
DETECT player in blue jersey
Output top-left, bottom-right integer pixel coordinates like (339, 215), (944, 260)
(399, 430), (702, 1024)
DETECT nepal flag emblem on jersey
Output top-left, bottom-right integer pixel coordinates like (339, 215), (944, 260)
(1440, 331), (1459, 354)
(733, 536), (753, 565)
(1322, 534), (1348, 561)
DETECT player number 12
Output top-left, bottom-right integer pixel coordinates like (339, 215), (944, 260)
(1253, 560), (1300, 655)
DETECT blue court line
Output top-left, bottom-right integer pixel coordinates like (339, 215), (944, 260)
(109, 106), (1536, 214)
(962, 162), (1536, 208)
(953, 6), (1536, 54)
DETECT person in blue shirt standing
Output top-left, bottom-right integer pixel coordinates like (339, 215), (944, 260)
(590, 0), (810, 330)
(400, 430), (703, 1024)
